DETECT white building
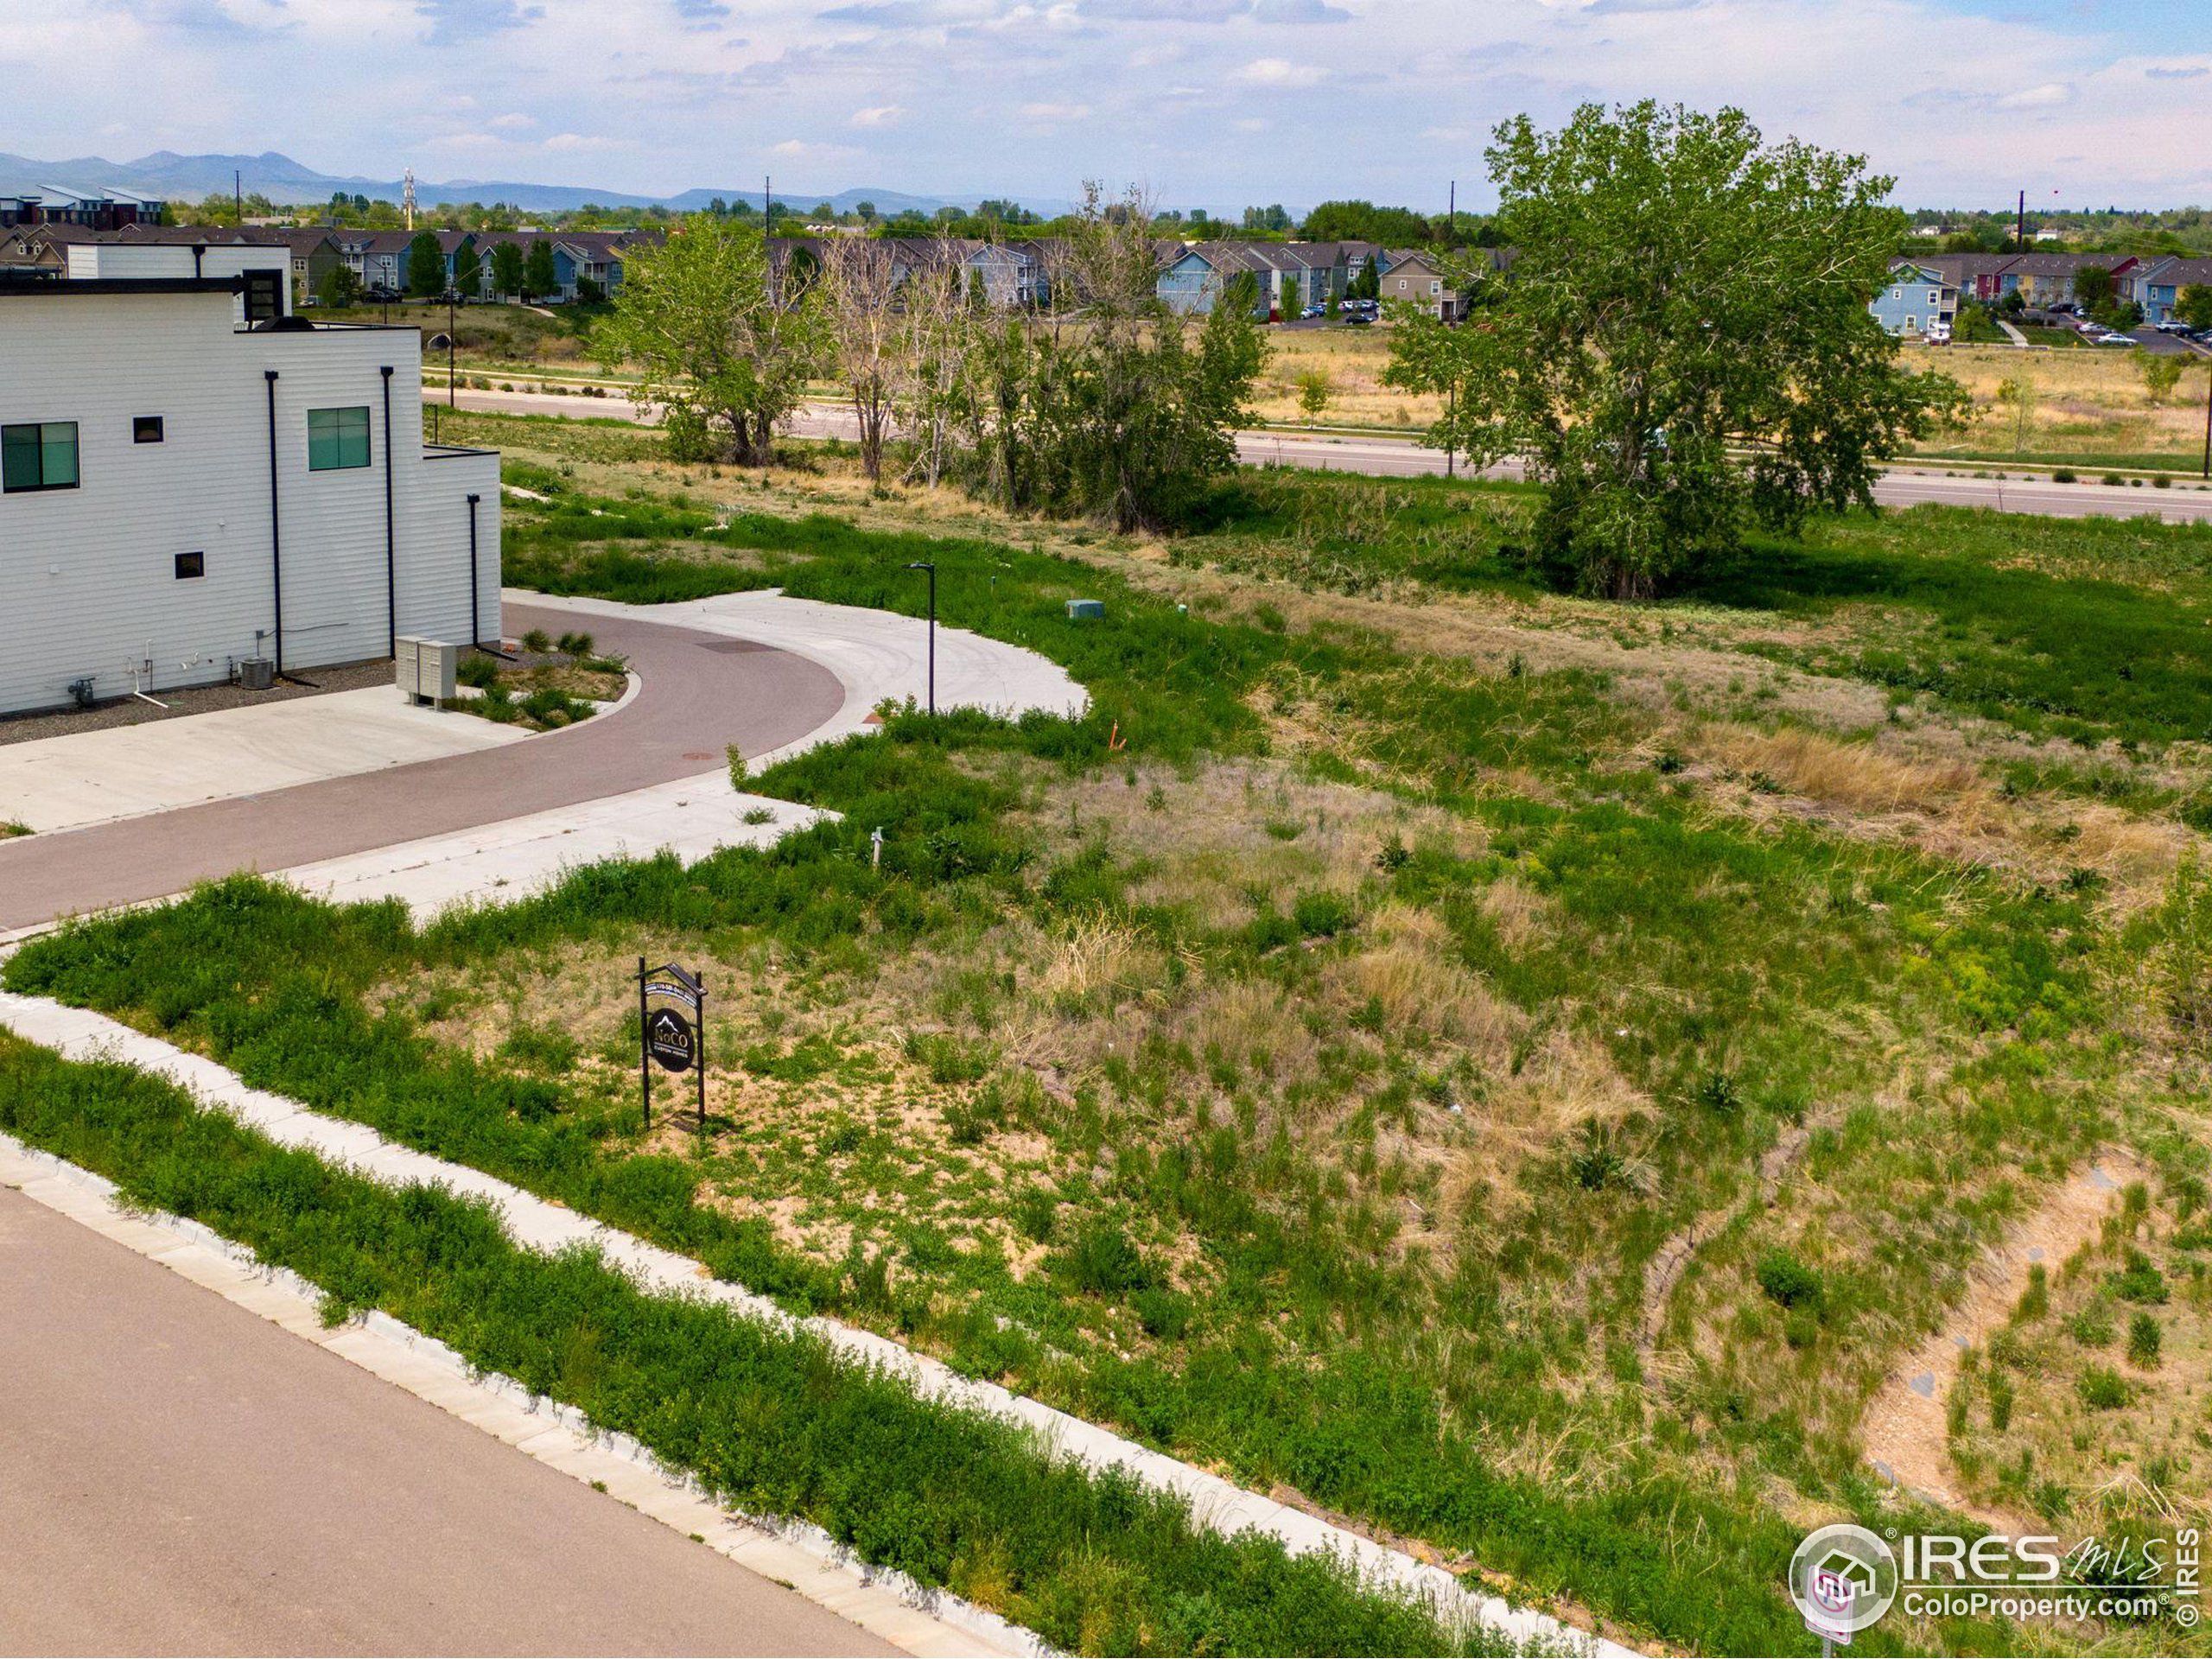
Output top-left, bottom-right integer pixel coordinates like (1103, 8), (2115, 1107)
(1, 274), (500, 716)
(64, 239), (295, 323)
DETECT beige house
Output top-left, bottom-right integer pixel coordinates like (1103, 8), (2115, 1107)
(1379, 251), (1464, 321)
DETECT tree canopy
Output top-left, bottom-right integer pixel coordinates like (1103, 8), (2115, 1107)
(596, 214), (819, 467)
(1385, 101), (1966, 598)
(405, 231), (447, 299)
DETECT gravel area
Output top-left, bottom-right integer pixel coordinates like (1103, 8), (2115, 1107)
(0, 659), (398, 748)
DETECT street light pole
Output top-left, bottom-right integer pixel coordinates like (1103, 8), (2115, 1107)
(2202, 357), (2210, 480)
(448, 290), (457, 409)
(905, 561), (936, 714)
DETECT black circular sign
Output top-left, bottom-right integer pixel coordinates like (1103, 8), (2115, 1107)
(645, 1007), (696, 1073)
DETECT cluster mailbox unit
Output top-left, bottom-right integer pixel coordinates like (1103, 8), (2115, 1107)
(0, 270), (501, 716)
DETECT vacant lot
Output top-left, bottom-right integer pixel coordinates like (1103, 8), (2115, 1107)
(11, 409), (2209, 1656)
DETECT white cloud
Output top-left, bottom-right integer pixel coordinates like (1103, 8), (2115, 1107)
(1996, 81), (2074, 109)
(2, 0), (2206, 208)
(1236, 55), (1324, 86)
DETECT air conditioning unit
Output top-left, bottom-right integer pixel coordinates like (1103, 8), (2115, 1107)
(238, 657), (275, 691)
(395, 636), (458, 707)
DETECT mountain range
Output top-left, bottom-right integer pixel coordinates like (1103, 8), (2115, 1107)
(0, 149), (1070, 218)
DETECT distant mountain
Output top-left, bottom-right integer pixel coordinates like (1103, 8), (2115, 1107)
(0, 149), (1071, 218)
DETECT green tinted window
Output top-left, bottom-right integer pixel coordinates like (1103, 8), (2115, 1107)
(2, 422), (79, 492)
(307, 405), (371, 471)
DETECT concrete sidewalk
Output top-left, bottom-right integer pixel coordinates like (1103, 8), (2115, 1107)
(269, 589), (1088, 921)
(0, 687), (534, 836)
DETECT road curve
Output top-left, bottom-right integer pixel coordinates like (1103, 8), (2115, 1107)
(456, 384), (2212, 525)
(0, 601), (844, 932)
(0, 1181), (888, 1657)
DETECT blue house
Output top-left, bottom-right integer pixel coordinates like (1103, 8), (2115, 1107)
(1870, 261), (1956, 337)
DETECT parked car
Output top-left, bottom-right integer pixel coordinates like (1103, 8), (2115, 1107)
(2094, 329), (2136, 345)
(1300, 303), (1326, 320)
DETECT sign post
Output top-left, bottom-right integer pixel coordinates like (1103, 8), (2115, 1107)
(635, 960), (708, 1138)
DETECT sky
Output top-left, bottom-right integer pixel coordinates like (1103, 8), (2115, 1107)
(5, 0), (2209, 210)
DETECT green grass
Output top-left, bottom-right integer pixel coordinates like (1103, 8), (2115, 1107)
(1176, 468), (2212, 747)
(0, 1032), (1492, 1658)
(11, 467), (2158, 1653)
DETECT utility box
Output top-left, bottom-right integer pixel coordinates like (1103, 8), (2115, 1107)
(396, 637), (458, 707)
(1065, 599), (1105, 621)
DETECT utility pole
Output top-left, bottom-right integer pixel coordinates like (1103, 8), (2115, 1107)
(2017, 188), (2026, 253)
(234, 168), (242, 226)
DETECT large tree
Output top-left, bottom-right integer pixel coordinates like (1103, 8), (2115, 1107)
(522, 238), (559, 301)
(1385, 103), (1966, 598)
(452, 239), (482, 301)
(405, 231), (447, 299)
(488, 240), (525, 301)
(595, 214), (820, 467)
(966, 185), (1267, 531)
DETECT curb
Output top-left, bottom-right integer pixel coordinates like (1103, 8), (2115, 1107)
(0, 1128), (1042, 1659)
(0, 990), (1632, 1658)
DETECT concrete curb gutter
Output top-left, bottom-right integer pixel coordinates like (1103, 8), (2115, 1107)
(0, 1128), (1042, 1659)
(0, 990), (1635, 1658)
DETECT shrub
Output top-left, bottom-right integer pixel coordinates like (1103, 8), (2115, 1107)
(1755, 1248), (1823, 1312)
(1057, 1219), (1153, 1299)
(2078, 1366), (2132, 1410)
(1290, 890), (1355, 938)
(2067, 1305), (2116, 1347)
(556, 630), (595, 656)
(2107, 1249), (2169, 1305)
(2126, 1313), (2163, 1370)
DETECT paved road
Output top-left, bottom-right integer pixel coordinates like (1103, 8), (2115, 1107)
(0, 602), (844, 933)
(454, 385), (2212, 524)
(0, 1183), (887, 1656)
(1231, 430), (2212, 521)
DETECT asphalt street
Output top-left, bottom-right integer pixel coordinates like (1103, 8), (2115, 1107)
(0, 601), (844, 932)
(0, 1182), (888, 1657)
(453, 385), (2212, 524)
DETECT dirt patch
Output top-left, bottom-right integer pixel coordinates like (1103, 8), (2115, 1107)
(1859, 1155), (2149, 1523)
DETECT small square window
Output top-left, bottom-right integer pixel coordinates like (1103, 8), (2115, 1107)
(175, 551), (205, 580)
(134, 416), (164, 444)
(307, 406), (372, 471)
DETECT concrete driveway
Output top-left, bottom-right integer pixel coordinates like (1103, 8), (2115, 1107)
(0, 1180), (889, 1657)
(0, 601), (844, 934)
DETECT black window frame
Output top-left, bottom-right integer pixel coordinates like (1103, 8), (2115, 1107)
(174, 550), (205, 580)
(133, 415), (165, 444)
(1, 420), (80, 494)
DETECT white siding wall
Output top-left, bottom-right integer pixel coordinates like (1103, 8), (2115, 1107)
(65, 244), (295, 318)
(0, 290), (499, 715)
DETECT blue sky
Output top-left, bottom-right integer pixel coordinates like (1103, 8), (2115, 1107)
(6, 0), (2207, 208)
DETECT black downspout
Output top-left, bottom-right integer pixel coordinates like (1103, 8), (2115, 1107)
(264, 370), (283, 673)
(467, 493), (481, 648)
(380, 365), (396, 657)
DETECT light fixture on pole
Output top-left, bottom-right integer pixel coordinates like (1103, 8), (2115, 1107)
(904, 561), (937, 715)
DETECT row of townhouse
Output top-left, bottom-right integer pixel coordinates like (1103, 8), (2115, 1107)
(0, 221), (657, 305)
(1923, 251), (2212, 322)
(334, 228), (654, 302)
(1157, 241), (1503, 321)
(0, 183), (168, 232)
